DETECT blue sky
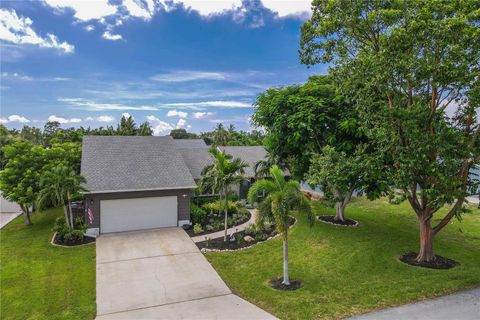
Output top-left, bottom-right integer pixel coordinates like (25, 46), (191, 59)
(0, 0), (326, 134)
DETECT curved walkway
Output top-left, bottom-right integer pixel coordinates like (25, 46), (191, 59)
(191, 209), (256, 243)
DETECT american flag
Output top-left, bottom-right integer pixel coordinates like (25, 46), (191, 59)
(87, 208), (94, 224)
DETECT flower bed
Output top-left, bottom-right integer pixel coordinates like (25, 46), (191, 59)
(187, 200), (251, 237)
(51, 232), (96, 247)
(196, 216), (296, 251)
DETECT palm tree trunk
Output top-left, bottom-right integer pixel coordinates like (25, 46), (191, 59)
(19, 204), (32, 225)
(282, 234), (290, 285)
(67, 192), (74, 229)
(224, 191), (228, 242)
(63, 205), (71, 229)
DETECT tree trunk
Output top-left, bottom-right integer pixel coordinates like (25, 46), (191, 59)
(19, 204), (32, 225)
(334, 202), (345, 221)
(63, 205), (71, 229)
(333, 189), (352, 222)
(416, 217), (435, 262)
(282, 235), (290, 285)
(67, 192), (74, 229)
(224, 192), (228, 242)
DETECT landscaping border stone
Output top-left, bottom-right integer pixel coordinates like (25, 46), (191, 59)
(317, 215), (359, 227)
(50, 232), (96, 248)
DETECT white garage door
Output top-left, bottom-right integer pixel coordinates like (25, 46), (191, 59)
(100, 196), (178, 233)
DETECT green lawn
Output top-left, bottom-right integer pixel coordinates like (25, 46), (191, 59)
(0, 208), (96, 320)
(206, 198), (480, 320)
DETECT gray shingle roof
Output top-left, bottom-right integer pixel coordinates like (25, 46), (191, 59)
(81, 136), (196, 193)
(173, 139), (207, 149)
(177, 147), (213, 180)
(219, 146), (267, 178)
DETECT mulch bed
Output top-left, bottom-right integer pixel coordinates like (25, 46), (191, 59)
(196, 216), (296, 251)
(269, 278), (303, 291)
(399, 252), (457, 269)
(186, 211), (251, 237)
(318, 215), (358, 227)
(53, 233), (96, 247)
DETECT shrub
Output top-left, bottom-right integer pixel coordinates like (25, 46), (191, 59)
(192, 195), (219, 206)
(226, 193), (239, 202)
(64, 230), (84, 244)
(193, 223), (203, 234)
(244, 223), (256, 236)
(205, 225), (214, 232)
(235, 199), (247, 208)
(191, 204), (207, 225)
(203, 200), (238, 216)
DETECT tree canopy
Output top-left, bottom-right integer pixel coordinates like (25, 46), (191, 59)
(252, 74), (363, 179)
(300, 0), (480, 262)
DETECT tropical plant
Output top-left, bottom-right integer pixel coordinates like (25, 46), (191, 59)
(248, 165), (313, 285)
(36, 164), (88, 229)
(300, 0), (480, 263)
(200, 147), (248, 241)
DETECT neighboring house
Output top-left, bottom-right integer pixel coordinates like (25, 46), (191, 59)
(80, 136), (284, 234)
(218, 146), (269, 198)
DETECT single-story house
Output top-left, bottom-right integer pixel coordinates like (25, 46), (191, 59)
(81, 136), (197, 235)
(81, 136), (285, 235)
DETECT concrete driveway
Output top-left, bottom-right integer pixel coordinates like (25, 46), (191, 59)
(96, 228), (276, 319)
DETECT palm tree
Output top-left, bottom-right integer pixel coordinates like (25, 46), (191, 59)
(248, 165), (313, 286)
(253, 151), (285, 179)
(37, 164), (87, 229)
(200, 147), (248, 241)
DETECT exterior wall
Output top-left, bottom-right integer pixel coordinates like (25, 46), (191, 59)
(84, 189), (192, 231)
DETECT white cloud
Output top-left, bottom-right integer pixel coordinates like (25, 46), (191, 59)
(1, 72), (33, 81)
(102, 31), (123, 41)
(84, 115), (115, 122)
(84, 24), (95, 31)
(0, 9), (74, 53)
(176, 118), (187, 128)
(262, 1), (311, 18)
(192, 111), (215, 119)
(123, 0), (156, 20)
(0, 114), (30, 124)
(178, 0), (242, 16)
(150, 70), (226, 82)
(167, 110), (188, 118)
(59, 98), (158, 111)
(43, 0), (117, 21)
(121, 112), (132, 119)
(48, 115), (81, 123)
(146, 115), (174, 135)
(162, 100), (252, 109)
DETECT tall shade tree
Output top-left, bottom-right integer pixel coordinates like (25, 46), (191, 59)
(252, 75), (362, 179)
(248, 166), (313, 285)
(0, 141), (47, 225)
(300, 0), (480, 262)
(37, 164), (87, 229)
(200, 147), (248, 241)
